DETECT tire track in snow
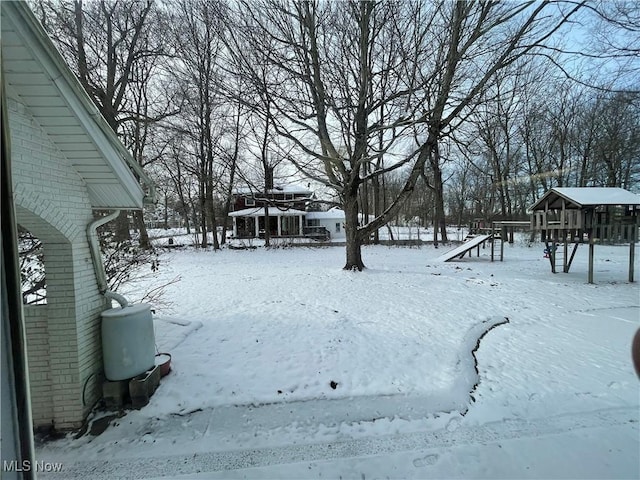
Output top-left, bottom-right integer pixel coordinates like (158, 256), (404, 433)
(40, 406), (638, 479)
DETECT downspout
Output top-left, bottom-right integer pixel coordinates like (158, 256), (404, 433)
(87, 210), (129, 308)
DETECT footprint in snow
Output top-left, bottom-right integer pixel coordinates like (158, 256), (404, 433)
(413, 454), (439, 468)
(446, 417), (461, 432)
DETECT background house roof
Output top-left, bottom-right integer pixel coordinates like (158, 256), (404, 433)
(1, 2), (153, 209)
(233, 184), (312, 196)
(530, 187), (640, 210)
(306, 208), (345, 220)
(229, 207), (308, 217)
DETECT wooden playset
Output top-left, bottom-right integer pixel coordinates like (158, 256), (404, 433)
(529, 187), (640, 283)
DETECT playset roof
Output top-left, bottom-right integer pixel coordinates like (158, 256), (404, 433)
(530, 187), (640, 210)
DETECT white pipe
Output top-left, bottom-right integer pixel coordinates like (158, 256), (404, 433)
(86, 210), (129, 308)
(104, 290), (129, 309)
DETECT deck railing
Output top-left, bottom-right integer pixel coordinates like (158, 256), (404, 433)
(591, 223), (639, 244)
(531, 210), (583, 230)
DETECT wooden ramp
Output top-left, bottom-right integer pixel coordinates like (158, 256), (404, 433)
(435, 234), (493, 262)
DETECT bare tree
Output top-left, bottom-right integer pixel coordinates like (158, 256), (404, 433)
(120, 44), (176, 248)
(224, 0), (584, 270)
(570, 1), (640, 89)
(18, 228), (46, 305)
(216, 94), (246, 245)
(169, 0), (227, 249)
(588, 90), (640, 187)
(235, 59), (288, 248)
(468, 65), (534, 219)
(518, 81), (640, 193)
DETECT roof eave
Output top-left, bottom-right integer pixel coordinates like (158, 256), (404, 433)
(530, 188), (582, 211)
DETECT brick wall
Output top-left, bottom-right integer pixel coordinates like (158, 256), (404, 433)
(9, 95), (108, 430)
(23, 305), (52, 427)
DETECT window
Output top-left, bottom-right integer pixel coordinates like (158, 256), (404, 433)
(282, 216), (300, 235)
(335, 223), (341, 233)
(245, 197), (255, 207)
(18, 226), (46, 305)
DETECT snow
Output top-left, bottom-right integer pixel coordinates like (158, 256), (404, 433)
(36, 239), (639, 479)
(305, 208), (345, 220)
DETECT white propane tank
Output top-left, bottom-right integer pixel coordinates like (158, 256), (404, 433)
(101, 304), (155, 381)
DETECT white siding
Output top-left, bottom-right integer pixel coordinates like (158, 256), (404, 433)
(306, 212), (346, 240)
(321, 218), (346, 239)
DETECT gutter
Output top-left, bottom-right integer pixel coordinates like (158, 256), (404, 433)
(123, 150), (156, 207)
(86, 211), (129, 309)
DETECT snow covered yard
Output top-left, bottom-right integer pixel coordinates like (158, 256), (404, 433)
(37, 241), (639, 479)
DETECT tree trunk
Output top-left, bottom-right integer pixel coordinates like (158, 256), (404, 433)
(163, 195), (169, 229)
(220, 160), (237, 245)
(263, 199), (271, 247)
(199, 183), (207, 248)
(133, 210), (151, 250)
(430, 149), (448, 243)
(206, 177), (220, 250)
(343, 190), (365, 271)
(210, 206), (220, 250)
(183, 209), (191, 235)
(360, 163), (370, 245)
(189, 197), (198, 235)
(114, 210), (131, 242)
(219, 204), (230, 245)
(172, 157), (191, 234)
(372, 172), (380, 244)
(220, 111), (240, 245)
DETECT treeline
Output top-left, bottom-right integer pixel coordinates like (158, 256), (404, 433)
(33, 0), (639, 268)
(391, 83), (640, 228)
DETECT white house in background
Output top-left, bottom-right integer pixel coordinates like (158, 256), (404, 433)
(2, 2), (153, 430)
(306, 208), (346, 240)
